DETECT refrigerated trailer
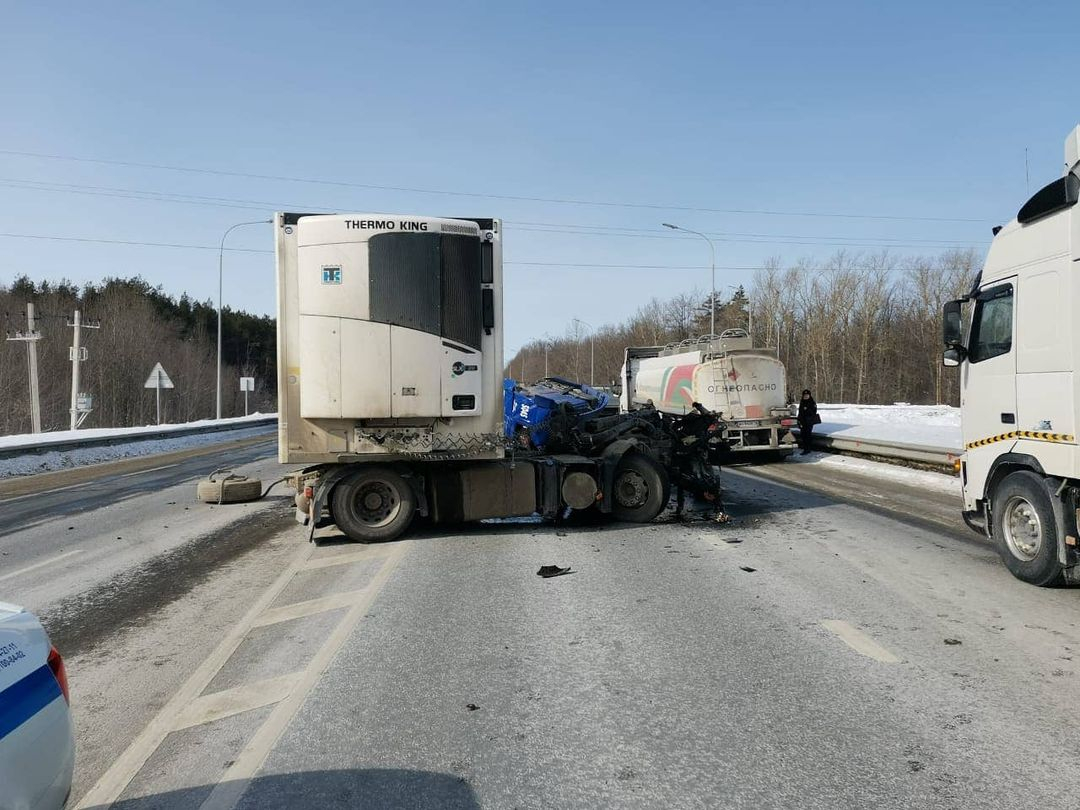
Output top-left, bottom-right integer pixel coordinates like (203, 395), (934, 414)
(943, 125), (1080, 585)
(276, 213), (723, 542)
(619, 330), (797, 458)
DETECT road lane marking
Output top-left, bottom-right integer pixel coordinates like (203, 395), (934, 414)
(0, 549), (83, 582)
(250, 590), (365, 628)
(172, 673), (301, 731)
(74, 539), (316, 810)
(118, 463), (180, 478)
(821, 620), (901, 663)
(198, 540), (411, 810)
(303, 548), (392, 570)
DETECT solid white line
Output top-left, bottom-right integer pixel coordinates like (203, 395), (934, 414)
(73, 540), (315, 810)
(118, 463), (180, 478)
(198, 541), (411, 810)
(0, 549), (83, 582)
(821, 619), (901, 663)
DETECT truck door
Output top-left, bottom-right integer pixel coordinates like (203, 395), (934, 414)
(962, 280), (1017, 499)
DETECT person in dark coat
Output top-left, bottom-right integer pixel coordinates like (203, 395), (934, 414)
(797, 389), (818, 454)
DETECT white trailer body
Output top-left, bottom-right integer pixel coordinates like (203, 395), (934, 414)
(275, 213), (504, 462)
(619, 331), (796, 455)
(943, 125), (1080, 585)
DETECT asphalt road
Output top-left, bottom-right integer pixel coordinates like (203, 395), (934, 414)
(0, 443), (1066, 809)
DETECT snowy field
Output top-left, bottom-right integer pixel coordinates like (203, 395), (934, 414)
(0, 414), (276, 478)
(815, 403), (961, 451)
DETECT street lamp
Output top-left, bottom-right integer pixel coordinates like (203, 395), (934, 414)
(217, 219), (271, 420)
(572, 318), (595, 386)
(663, 223), (716, 336)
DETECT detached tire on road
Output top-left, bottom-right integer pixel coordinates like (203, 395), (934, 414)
(331, 467), (416, 543)
(991, 471), (1063, 586)
(610, 453), (669, 523)
(196, 476), (263, 504)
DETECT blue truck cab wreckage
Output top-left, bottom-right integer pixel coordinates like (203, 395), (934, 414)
(503, 376), (726, 519)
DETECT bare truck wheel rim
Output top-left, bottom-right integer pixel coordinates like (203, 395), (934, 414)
(354, 481), (400, 528)
(1002, 495), (1043, 562)
(616, 470), (648, 508)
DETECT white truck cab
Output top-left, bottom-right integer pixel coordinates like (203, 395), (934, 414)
(944, 125), (1080, 585)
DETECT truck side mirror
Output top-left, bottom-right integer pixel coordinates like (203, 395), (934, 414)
(943, 346), (964, 367)
(942, 300), (963, 347)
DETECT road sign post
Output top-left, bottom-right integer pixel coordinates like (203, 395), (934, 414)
(240, 377), (255, 416)
(144, 362), (175, 425)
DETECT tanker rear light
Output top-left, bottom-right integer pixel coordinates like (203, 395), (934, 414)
(780, 418), (797, 427)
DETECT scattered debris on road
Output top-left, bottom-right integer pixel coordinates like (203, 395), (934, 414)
(537, 565), (573, 578)
(944, 638), (962, 645)
(739, 565), (757, 573)
(466, 703), (480, 711)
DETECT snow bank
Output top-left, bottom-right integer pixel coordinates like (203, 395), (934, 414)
(814, 403), (962, 451)
(0, 412), (276, 451)
(0, 416), (277, 478)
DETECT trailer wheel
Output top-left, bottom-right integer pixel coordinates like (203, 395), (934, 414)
(331, 467), (416, 542)
(611, 454), (669, 523)
(991, 471), (1063, 586)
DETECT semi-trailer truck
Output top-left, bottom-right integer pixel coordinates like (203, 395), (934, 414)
(275, 213), (724, 542)
(619, 329), (797, 458)
(943, 125), (1080, 585)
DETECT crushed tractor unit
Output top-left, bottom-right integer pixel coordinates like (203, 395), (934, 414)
(275, 212), (727, 543)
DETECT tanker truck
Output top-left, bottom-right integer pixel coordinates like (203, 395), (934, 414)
(275, 212), (726, 543)
(619, 329), (797, 459)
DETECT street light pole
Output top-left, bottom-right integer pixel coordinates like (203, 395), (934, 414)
(217, 220), (270, 420)
(663, 223), (716, 336)
(573, 318), (595, 386)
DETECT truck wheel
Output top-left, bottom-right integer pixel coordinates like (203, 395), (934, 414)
(331, 467), (416, 542)
(611, 454), (669, 523)
(991, 471), (1063, 586)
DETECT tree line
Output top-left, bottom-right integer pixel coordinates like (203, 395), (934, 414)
(505, 249), (976, 406)
(0, 277), (276, 435)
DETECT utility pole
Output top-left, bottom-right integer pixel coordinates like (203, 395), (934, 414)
(5, 302), (43, 433)
(68, 310), (101, 430)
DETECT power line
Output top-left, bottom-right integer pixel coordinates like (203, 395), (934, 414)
(0, 232), (270, 253)
(0, 176), (987, 249)
(0, 147), (989, 223)
(0, 231), (974, 272)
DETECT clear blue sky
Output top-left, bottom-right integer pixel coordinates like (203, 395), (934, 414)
(1, 0), (1077, 353)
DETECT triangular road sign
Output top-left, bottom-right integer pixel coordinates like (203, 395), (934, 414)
(144, 362), (175, 389)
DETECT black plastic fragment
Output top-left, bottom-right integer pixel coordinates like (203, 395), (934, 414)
(537, 565), (573, 578)
(739, 565), (756, 573)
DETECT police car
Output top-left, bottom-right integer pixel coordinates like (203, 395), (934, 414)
(0, 601), (74, 809)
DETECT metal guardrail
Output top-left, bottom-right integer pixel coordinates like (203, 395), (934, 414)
(810, 432), (960, 468)
(0, 417), (278, 461)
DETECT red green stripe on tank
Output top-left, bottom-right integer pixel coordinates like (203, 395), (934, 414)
(662, 365), (696, 408)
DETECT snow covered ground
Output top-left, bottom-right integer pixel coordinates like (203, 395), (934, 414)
(0, 415), (277, 478)
(814, 403), (961, 451)
(788, 449), (962, 496)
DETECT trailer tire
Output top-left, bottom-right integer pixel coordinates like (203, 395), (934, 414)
(610, 454), (669, 523)
(331, 467), (416, 543)
(196, 476), (263, 504)
(991, 471), (1063, 586)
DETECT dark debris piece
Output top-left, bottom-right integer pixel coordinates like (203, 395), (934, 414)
(466, 703), (480, 711)
(537, 565), (573, 578)
(944, 638), (962, 645)
(739, 566), (757, 573)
